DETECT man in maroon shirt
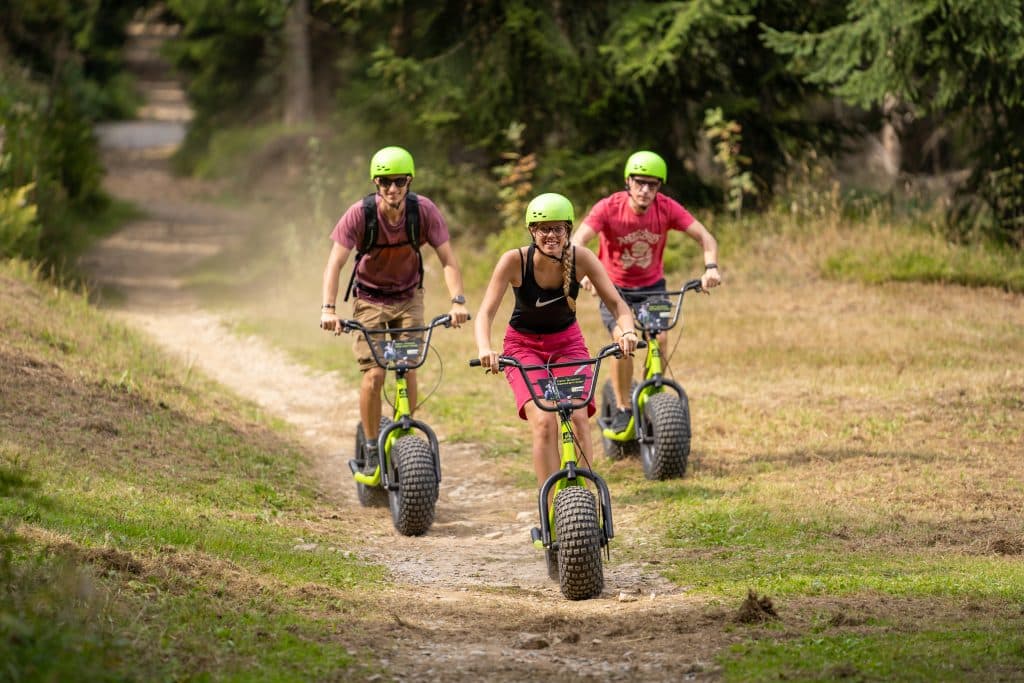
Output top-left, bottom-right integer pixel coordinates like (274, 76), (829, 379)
(320, 146), (469, 469)
(571, 150), (721, 434)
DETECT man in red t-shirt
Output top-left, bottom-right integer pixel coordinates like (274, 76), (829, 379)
(320, 146), (469, 470)
(571, 150), (721, 433)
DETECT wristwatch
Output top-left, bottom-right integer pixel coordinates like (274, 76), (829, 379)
(451, 295), (466, 305)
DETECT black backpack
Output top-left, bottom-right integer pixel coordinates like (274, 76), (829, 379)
(343, 192), (423, 301)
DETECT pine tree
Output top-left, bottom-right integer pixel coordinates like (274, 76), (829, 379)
(763, 0), (1024, 246)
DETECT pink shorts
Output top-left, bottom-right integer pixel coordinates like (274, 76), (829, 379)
(501, 322), (597, 420)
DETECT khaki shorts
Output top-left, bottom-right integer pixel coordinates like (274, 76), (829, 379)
(351, 290), (425, 371)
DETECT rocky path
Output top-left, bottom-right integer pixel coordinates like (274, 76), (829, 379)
(79, 16), (725, 681)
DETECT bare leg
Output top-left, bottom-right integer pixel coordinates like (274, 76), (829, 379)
(360, 367), (385, 439)
(571, 408), (596, 467)
(611, 354), (635, 410)
(524, 402), (560, 506)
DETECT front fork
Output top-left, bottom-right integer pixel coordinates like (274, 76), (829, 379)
(629, 339), (686, 444)
(531, 421), (614, 552)
(350, 374), (442, 489)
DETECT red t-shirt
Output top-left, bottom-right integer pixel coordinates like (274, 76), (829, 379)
(581, 191), (695, 288)
(330, 193), (450, 300)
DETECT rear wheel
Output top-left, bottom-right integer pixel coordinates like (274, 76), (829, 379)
(388, 434), (439, 536)
(640, 390), (690, 480)
(599, 380), (639, 460)
(553, 486), (604, 600)
(354, 419), (388, 507)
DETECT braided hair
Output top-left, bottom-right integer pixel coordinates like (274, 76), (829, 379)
(559, 234), (576, 312)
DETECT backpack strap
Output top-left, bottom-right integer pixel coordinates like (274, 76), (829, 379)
(343, 194), (380, 302)
(405, 192), (424, 290)
(343, 192), (424, 302)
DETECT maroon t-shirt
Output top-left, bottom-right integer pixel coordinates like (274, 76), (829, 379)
(330, 193), (450, 301)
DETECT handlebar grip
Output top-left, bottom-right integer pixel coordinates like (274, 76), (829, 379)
(441, 312), (473, 328)
(469, 359), (482, 367)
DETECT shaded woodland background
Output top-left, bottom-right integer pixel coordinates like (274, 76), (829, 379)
(3, 5), (1024, 681)
(2, 0), (1023, 272)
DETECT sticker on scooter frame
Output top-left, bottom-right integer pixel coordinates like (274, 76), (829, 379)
(635, 299), (672, 328)
(537, 373), (587, 401)
(377, 337), (423, 366)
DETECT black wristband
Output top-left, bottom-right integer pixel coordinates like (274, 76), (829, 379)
(704, 263), (718, 270)
(321, 304), (336, 310)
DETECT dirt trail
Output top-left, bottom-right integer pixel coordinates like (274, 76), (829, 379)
(81, 137), (685, 597)
(79, 18), (726, 682)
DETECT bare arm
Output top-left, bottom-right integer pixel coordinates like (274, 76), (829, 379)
(474, 249), (519, 372)
(575, 248), (638, 356)
(433, 240), (469, 327)
(570, 221), (598, 249)
(320, 241), (352, 332)
(684, 219), (722, 290)
(570, 222), (600, 293)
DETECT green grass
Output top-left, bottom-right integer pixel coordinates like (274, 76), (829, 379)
(667, 547), (1023, 599)
(1, 543), (365, 682)
(8, 165), (1024, 679)
(725, 624), (1024, 682)
(821, 232), (1024, 292)
(0, 259), (385, 680)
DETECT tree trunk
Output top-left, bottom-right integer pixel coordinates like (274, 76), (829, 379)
(879, 94), (903, 179)
(283, 0), (313, 125)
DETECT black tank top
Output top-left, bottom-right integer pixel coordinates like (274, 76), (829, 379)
(510, 244), (580, 334)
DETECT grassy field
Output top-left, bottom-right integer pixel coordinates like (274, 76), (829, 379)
(0, 259), (388, 681)
(3, 197), (1024, 680)
(194, 204), (1024, 680)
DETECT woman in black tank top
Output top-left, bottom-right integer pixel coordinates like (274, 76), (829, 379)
(474, 193), (638, 496)
(508, 242), (580, 334)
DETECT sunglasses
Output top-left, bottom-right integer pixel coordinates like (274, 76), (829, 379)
(377, 176), (410, 189)
(531, 224), (568, 236)
(630, 176), (661, 191)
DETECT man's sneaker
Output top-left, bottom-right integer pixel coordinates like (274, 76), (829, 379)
(362, 441), (380, 474)
(609, 408), (633, 434)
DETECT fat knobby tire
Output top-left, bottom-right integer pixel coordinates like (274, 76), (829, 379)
(600, 380), (639, 460)
(553, 486), (604, 600)
(388, 435), (439, 536)
(640, 390), (691, 480)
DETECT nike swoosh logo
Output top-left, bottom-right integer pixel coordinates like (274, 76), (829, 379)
(535, 295), (565, 307)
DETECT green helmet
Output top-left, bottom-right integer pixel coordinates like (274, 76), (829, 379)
(525, 193), (575, 226)
(623, 150), (667, 182)
(369, 146), (415, 179)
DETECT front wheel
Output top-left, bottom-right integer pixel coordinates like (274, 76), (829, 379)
(553, 486), (604, 600)
(640, 390), (691, 480)
(388, 435), (439, 536)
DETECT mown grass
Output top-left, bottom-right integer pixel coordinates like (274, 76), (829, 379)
(823, 235), (1024, 292)
(724, 621), (1024, 682)
(0, 259), (386, 681)
(183, 183), (1024, 680)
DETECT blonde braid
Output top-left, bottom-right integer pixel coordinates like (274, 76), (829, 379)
(561, 235), (576, 312)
